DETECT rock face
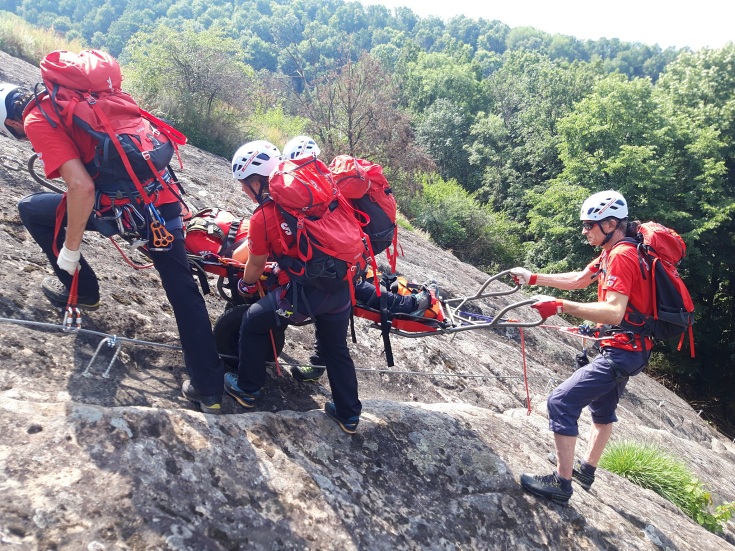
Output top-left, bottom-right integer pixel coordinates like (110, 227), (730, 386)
(1, 51), (734, 550)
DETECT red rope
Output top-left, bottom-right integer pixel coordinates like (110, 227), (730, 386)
(68, 268), (79, 306)
(520, 327), (532, 415)
(108, 238), (154, 270)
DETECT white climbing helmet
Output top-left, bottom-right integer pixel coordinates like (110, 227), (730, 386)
(579, 190), (628, 221)
(0, 82), (26, 139)
(231, 140), (282, 180)
(282, 135), (320, 160)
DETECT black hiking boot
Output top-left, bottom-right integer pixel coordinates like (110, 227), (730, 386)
(181, 380), (222, 415)
(547, 453), (596, 491)
(520, 472), (573, 506)
(42, 277), (100, 311)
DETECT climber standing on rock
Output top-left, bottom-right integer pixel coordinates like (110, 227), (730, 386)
(511, 190), (655, 505)
(3, 51), (225, 415)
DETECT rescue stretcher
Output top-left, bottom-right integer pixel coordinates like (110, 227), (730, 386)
(26, 154), (552, 355)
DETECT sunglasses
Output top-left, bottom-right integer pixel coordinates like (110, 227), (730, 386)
(581, 222), (596, 231)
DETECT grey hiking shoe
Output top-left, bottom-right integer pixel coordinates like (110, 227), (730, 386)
(409, 281), (439, 316)
(547, 453), (595, 491)
(42, 277), (100, 311)
(181, 380), (222, 415)
(520, 472), (573, 505)
(409, 289), (431, 316)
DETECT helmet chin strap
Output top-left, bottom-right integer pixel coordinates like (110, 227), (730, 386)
(598, 219), (623, 246)
(245, 179), (267, 205)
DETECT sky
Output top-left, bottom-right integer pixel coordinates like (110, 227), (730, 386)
(359, 0), (734, 50)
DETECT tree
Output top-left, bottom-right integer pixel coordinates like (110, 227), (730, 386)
(414, 98), (478, 187)
(652, 45), (735, 410)
(292, 52), (432, 173)
(123, 23), (256, 156)
(468, 50), (600, 215)
(555, 74), (674, 206)
(400, 50), (483, 114)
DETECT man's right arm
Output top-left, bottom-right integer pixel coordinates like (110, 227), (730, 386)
(532, 268), (599, 290)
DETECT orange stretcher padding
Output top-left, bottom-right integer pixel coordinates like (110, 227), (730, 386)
(353, 301), (446, 333)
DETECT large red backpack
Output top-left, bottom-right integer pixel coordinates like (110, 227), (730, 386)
(26, 50), (187, 248)
(267, 157), (368, 294)
(329, 155), (399, 272)
(617, 222), (695, 355)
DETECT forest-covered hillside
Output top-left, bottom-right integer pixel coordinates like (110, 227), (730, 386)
(1, 1), (734, 434)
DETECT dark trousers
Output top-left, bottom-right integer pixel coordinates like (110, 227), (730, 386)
(355, 278), (417, 313)
(547, 346), (650, 436)
(18, 192), (224, 397)
(311, 278), (417, 363)
(238, 283), (362, 419)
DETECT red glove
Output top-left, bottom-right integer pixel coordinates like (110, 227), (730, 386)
(510, 267), (537, 286)
(237, 279), (259, 297)
(531, 297), (564, 319)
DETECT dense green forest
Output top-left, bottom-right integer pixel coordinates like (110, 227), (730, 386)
(1, 1), (734, 434)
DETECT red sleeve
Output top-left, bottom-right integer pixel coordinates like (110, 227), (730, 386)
(247, 203), (298, 258)
(246, 206), (271, 257)
(24, 108), (80, 179)
(602, 246), (640, 298)
(23, 104), (96, 179)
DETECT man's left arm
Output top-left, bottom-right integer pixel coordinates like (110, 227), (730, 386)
(242, 253), (268, 287)
(48, 158), (96, 274)
(58, 159), (96, 251)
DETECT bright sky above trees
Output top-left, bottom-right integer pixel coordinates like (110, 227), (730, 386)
(360, 0), (734, 50)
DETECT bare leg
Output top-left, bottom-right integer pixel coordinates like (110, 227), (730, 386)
(583, 422), (613, 467)
(553, 433), (577, 479)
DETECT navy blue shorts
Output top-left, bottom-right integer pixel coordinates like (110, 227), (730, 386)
(547, 346), (650, 436)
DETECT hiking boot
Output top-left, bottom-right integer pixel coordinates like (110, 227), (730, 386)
(547, 453), (596, 491)
(409, 289), (431, 317)
(520, 472), (573, 505)
(324, 402), (359, 434)
(290, 364), (326, 382)
(422, 280), (440, 298)
(224, 372), (260, 409)
(181, 380), (222, 415)
(42, 277), (100, 311)
(572, 459), (595, 490)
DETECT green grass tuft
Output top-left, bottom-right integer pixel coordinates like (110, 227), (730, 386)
(600, 440), (735, 532)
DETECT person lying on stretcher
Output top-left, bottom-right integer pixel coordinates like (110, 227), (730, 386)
(291, 271), (441, 382)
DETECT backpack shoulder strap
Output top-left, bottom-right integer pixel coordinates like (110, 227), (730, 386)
(613, 236), (648, 279)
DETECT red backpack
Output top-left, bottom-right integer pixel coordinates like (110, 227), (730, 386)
(617, 222), (695, 355)
(267, 157), (368, 294)
(26, 50), (187, 248)
(329, 155), (400, 272)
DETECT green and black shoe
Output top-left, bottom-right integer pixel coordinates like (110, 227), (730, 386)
(290, 364), (326, 382)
